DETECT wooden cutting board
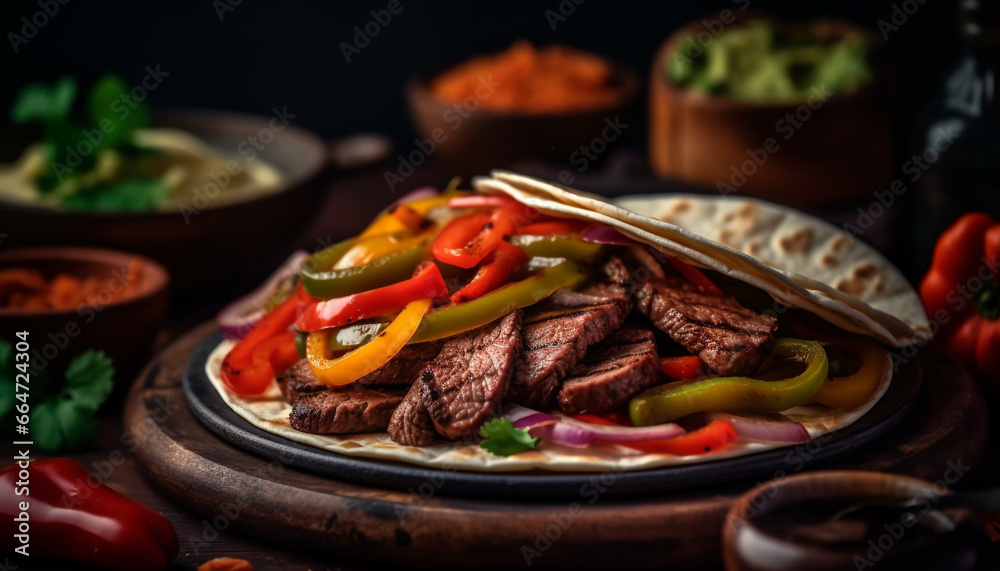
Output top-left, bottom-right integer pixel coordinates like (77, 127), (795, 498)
(124, 323), (990, 569)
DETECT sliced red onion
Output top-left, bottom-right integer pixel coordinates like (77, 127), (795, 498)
(217, 250), (309, 339)
(546, 289), (603, 307)
(582, 224), (641, 247)
(504, 404), (686, 448)
(701, 412), (810, 444)
(390, 186), (438, 209)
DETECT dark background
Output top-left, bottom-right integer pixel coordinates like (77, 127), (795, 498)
(0, 0), (960, 149)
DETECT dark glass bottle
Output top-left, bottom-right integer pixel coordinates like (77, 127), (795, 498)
(912, 0), (1000, 274)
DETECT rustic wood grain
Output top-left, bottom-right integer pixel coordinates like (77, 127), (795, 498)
(123, 323), (990, 570)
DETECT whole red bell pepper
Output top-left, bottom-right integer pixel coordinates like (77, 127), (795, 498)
(1, 458), (178, 570)
(920, 213), (1000, 390)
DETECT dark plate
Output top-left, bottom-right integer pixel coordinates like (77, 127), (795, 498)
(183, 331), (921, 499)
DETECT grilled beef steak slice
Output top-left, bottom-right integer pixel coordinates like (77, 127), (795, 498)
(557, 325), (660, 414)
(289, 384), (407, 434)
(509, 291), (630, 409)
(388, 382), (436, 446)
(277, 343), (441, 403)
(634, 277), (777, 376)
(420, 311), (523, 439)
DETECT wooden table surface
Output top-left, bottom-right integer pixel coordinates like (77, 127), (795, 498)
(5, 161), (999, 570)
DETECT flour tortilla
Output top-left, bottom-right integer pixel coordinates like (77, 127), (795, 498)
(202, 172), (921, 473)
(205, 339), (892, 472)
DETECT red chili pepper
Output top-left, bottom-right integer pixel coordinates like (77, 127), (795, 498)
(517, 219), (592, 236)
(297, 263), (448, 332)
(450, 241), (529, 303)
(663, 256), (725, 297)
(1, 458), (178, 570)
(919, 213), (1000, 389)
(659, 356), (706, 380)
(221, 286), (306, 395)
(623, 420), (738, 456)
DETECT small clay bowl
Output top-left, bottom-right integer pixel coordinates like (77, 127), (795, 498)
(406, 59), (639, 177)
(0, 247), (169, 388)
(723, 470), (992, 571)
(649, 16), (894, 209)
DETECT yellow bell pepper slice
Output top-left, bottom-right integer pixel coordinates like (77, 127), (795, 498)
(811, 338), (888, 409)
(306, 297), (432, 387)
(334, 233), (429, 270)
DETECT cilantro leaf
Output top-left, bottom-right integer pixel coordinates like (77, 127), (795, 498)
(478, 418), (539, 456)
(11, 76), (76, 124)
(32, 400), (62, 451)
(88, 74), (149, 147)
(62, 177), (169, 211)
(63, 350), (114, 410)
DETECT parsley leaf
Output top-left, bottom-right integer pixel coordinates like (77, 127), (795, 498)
(0, 344), (114, 452)
(88, 74), (148, 147)
(11, 76), (76, 125)
(62, 178), (169, 212)
(63, 350), (114, 409)
(478, 418), (539, 456)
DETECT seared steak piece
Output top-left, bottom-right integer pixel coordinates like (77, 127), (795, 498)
(557, 325), (660, 414)
(509, 291), (630, 409)
(289, 384), (407, 434)
(634, 277), (777, 376)
(277, 342), (442, 403)
(420, 311), (523, 439)
(388, 383), (436, 446)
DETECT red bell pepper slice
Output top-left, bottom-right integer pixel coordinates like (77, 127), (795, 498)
(0, 458), (179, 570)
(221, 287), (305, 395)
(432, 211), (514, 269)
(450, 241), (529, 303)
(297, 263), (448, 332)
(663, 256), (724, 297)
(518, 219), (592, 237)
(624, 419), (738, 456)
(659, 356), (706, 380)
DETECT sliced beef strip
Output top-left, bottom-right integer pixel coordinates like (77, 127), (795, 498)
(277, 342), (442, 403)
(419, 311), (523, 439)
(388, 382), (436, 446)
(289, 384), (407, 434)
(557, 325), (660, 415)
(508, 291), (630, 410)
(633, 275), (777, 377)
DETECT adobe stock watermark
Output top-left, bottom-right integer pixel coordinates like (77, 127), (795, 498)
(383, 74), (501, 191)
(842, 124), (960, 242)
(213, 0), (243, 21)
(7, 0), (71, 54)
(51, 65), (170, 182)
(178, 106), (297, 223)
(340, 0), (413, 63)
(717, 85), (833, 196)
(555, 116), (629, 186)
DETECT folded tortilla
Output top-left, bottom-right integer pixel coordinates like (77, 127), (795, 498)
(201, 172), (925, 473)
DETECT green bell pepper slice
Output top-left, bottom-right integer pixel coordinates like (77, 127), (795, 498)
(300, 239), (428, 300)
(410, 259), (588, 343)
(629, 338), (829, 426)
(508, 235), (604, 262)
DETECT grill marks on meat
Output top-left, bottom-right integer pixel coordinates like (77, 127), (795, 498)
(557, 325), (660, 415)
(388, 383), (436, 446)
(289, 383), (407, 434)
(419, 311), (523, 439)
(508, 292), (630, 409)
(607, 252), (777, 376)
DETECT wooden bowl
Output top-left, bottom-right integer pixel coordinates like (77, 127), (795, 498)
(0, 109), (328, 293)
(406, 60), (639, 177)
(649, 18), (894, 208)
(0, 247), (169, 387)
(723, 470), (992, 571)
